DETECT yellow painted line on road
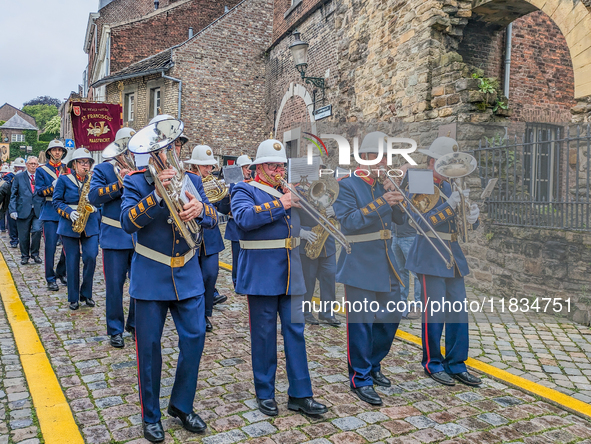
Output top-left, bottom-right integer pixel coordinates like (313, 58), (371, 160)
(218, 260), (591, 419)
(395, 329), (591, 420)
(0, 252), (84, 444)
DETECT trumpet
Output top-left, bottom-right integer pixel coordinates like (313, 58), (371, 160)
(434, 152), (478, 243)
(128, 119), (201, 249)
(275, 175), (352, 255)
(379, 167), (455, 269)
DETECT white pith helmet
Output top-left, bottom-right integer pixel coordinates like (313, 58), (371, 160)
(252, 139), (287, 165)
(179, 133), (189, 146)
(418, 137), (460, 159)
(185, 145), (218, 166)
(236, 155), (253, 167)
(358, 131), (389, 155)
(46, 139), (67, 160)
(115, 127), (136, 141)
(67, 148), (95, 169)
(12, 157), (26, 169)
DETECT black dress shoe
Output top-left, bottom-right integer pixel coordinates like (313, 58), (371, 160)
(69, 302), (79, 310)
(143, 420), (164, 443)
(371, 370), (391, 387)
(451, 371), (482, 386)
(125, 324), (135, 336)
(21, 258), (29, 265)
(304, 313), (319, 325)
(426, 370), (456, 386)
(319, 314), (341, 326)
(110, 334), (124, 348)
(352, 386), (382, 405)
(167, 404), (206, 433)
(205, 317), (212, 332)
(85, 299), (96, 307)
(213, 291), (227, 306)
(57, 275), (67, 285)
(10, 243), (18, 248)
(47, 281), (59, 291)
(32, 256), (42, 264)
(287, 396), (328, 415)
(256, 398), (278, 416)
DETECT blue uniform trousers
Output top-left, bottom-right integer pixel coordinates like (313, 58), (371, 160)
(231, 241), (240, 289)
(198, 252), (219, 317)
(0, 213), (5, 231)
(102, 249), (136, 336)
(344, 285), (401, 389)
(418, 274), (468, 375)
(8, 215), (18, 244)
(62, 235), (98, 303)
(43, 221), (66, 283)
(247, 294), (313, 400)
(300, 254), (337, 312)
(135, 297), (205, 424)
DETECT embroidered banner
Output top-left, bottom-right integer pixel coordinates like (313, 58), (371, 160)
(70, 102), (122, 151)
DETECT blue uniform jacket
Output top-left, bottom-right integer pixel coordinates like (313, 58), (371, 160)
(200, 192), (229, 257)
(406, 179), (479, 278)
(223, 183), (244, 242)
(120, 170), (217, 301)
(88, 162), (134, 250)
(299, 209), (336, 258)
(333, 175), (405, 292)
(53, 174), (100, 238)
(35, 163), (65, 222)
(231, 181), (306, 296)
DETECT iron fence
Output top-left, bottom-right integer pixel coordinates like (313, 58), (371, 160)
(473, 124), (591, 231)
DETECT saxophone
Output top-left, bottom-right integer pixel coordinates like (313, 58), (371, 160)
(72, 173), (96, 233)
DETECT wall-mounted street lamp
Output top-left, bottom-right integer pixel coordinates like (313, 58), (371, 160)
(289, 30), (326, 103)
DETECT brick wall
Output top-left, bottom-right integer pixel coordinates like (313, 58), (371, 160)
(110, 0), (241, 73)
(457, 19), (506, 82)
(169, 0), (274, 159)
(272, 0), (326, 44)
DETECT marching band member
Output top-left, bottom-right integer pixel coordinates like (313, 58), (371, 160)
(185, 145), (229, 332)
(406, 137), (481, 387)
(333, 131), (405, 406)
(122, 123), (217, 443)
(53, 148), (100, 310)
(224, 154), (252, 290)
(36, 140), (67, 290)
(88, 128), (137, 348)
(231, 139), (327, 417)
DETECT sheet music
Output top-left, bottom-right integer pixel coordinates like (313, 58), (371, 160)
(480, 178), (498, 199)
(408, 169), (435, 194)
(180, 174), (202, 204)
(288, 157), (320, 183)
(222, 165), (244, 184)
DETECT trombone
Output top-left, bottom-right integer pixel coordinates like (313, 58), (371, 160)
(275, 175), (352, 255)
(379, 167), (455, 269)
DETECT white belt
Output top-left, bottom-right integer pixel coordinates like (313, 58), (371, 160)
(135, 243), (195, 268)
(346, 230), (392, 243)
(45, 197), (53, 202)
(426, 231), (457, 242)
(101, 216), (122, 229)
(240, 238), (300, 250)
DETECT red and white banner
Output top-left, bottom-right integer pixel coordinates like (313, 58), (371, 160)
(70, 102), (122, 151)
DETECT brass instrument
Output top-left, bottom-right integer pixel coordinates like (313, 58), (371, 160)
(127, 119), (201, 249)
(72, 173), (96, 234)
(298, 177), (342, 259)
(276, 175), (351, 256)
(379, 167), (455, 269)
(434, 152), (477, 243)
(103, 136), (137, 185)
(201, 174), (229, 203)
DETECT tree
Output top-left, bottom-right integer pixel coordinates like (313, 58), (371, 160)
(43, 115), (61, 135)
(23, 96), (62, 108)
(22, 105), (58, 130)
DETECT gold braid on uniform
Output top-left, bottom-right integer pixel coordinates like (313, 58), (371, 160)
(257, 165), (282, 187)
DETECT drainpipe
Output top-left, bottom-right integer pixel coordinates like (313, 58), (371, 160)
(504, 23), (512, 98)
(162, 72), (182, 119)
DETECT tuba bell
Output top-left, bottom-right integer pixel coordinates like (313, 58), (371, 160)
(127, 118), (201, 249)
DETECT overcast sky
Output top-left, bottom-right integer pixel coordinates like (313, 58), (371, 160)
(1, 0), (97, 108)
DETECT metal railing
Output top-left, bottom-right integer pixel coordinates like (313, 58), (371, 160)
(474, 124), (591, 231)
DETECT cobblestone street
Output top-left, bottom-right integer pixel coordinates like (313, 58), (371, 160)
(1, 228), (591, 443)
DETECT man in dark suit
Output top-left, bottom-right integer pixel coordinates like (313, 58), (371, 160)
(9, 157), (44, 265)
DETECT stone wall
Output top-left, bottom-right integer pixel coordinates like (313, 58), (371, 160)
(464, 221), (591, 326)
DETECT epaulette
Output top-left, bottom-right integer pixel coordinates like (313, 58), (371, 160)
(186, 170), (198, 176)
(244, 179), (253, 183)
(130, 170), (144, 175)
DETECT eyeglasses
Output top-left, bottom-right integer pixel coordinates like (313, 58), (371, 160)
(77, 160), (91, 166)
(266, 163), (286, 171)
